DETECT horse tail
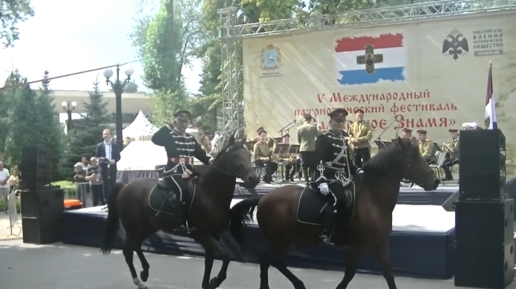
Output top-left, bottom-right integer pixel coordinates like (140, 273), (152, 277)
(101, 182), (125, 255)
(229, 197), (261, 245)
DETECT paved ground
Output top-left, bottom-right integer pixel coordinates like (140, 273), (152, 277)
(0, 213), (22, 241)
(1, 239), (511, 289)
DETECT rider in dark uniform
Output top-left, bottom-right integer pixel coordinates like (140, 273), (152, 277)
(311, 108), (363, 245)
(151, 110), (213, 233)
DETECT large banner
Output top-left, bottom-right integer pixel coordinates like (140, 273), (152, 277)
(243, 13), (516, 175)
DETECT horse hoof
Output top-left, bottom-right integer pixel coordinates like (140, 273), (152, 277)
(140, 270), (149, 282)
(209, 277), (221, 288)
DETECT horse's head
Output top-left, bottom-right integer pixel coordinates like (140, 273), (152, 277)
(363, 137), (440, 191)
(394, 137), (440, 191)
(214, 134), (259, 188)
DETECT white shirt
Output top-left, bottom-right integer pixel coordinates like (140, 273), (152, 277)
(0, 168), (10, 188)
(104, 141), (112, 160)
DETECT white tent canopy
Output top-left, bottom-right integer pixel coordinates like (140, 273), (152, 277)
(117, 141), (166, 171)
(122, 110), (159, 139)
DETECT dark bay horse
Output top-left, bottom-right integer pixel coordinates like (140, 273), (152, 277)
(101, 135), (259, 289)
(229, 137), (440, 289)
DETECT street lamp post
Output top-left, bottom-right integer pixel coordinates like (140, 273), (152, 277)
(103, 64), (134, 147)
(61, 101), (77, 133)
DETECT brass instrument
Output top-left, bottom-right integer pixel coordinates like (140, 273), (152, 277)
(442, 142), (453, 153)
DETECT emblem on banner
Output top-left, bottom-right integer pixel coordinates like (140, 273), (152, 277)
(442, 28), (469, 60)
(261, 44), (281, 71)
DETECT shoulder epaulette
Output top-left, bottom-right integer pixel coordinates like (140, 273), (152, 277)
(320, 130), (328, 135)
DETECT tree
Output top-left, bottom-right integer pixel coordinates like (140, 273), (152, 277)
(64, 79), (111, 177)
(0, 69), (24, 157)
(131, 0), (204, 125)
(5, 70), (64, 181)
(0, 0), (35, 47)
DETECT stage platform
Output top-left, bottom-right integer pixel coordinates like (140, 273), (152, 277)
(62, 200), (455, 279)
(236, 182), (457, 206)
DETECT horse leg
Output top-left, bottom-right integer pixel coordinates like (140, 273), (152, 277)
(207, 234), (230, 289)
(266, 243), (306, 289)
(135, 230), (154, 283)
(336, 246), (361, 289)
(124, 233), (147, 289)
(375, 241), (397, 289)
(196, 233), (229, 289)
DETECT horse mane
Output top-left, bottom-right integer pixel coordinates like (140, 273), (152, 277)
(362, 141), (404, 173)
(213, 137), (245, 161)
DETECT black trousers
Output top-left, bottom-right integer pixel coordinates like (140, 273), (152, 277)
(441, 158), (459, 180)
(353, 147), (371, 168)
(102, 168), (117, 201)
(91, 185), (104, 206)
(324, 181), (347, 234)
(300, 151), (316, 182)
(283, 159), (300, 181)
(255, 160), (278, 183)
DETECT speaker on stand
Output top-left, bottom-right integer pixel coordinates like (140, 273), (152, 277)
(454, 130), (514, 289)
(19, 147), (64, 244)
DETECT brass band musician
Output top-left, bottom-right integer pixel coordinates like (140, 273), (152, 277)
(417, 129), (436, 164)
(401, 128), (418, 145)
(277, 133), (300, 182)
(348, 109), (373, 167)
(441, 129), (460, 181)
(252, 129), (278, 183)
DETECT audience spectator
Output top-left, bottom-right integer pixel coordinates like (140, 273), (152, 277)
(8, 166), (20, 193)
(0, 162), (10, 213)
(73, 162), (88, 203)
(85, 157), (104, 206)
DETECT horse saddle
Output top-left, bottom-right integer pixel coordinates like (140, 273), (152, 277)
(148, 176), (199, 217)
(296, 183), (356, 226)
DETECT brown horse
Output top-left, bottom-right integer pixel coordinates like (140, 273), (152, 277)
(101, 135), (259, 289)
(229, 137), (440, 289)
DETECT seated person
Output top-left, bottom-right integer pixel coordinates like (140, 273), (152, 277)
(278, 133), (299, 182)
(417, 130), (436, 164)
(252, 129), (278, 183)
(441, 129), (460, 181)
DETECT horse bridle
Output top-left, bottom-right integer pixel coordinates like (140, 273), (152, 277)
(400, 152), (435, 188)
(210, 146), (248, 178)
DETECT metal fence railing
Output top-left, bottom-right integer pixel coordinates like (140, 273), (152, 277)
(64, 182), (93, 208)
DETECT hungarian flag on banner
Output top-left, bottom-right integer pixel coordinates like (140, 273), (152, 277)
(484, 62), (498, 129)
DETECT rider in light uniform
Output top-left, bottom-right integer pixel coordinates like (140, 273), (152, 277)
(311, 108), (363, 245)
(151, 110), (213, 233)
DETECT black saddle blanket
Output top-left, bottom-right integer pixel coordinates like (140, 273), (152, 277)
(296, 184), (356, 226)
(148, 180), (196, 217)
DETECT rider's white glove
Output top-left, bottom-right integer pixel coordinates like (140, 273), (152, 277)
(209, 157), (214, 164)
(318, 183), (330, 196)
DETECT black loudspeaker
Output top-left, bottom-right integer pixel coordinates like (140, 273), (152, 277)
(21, 188), (64, 244)
(20, 147), (52, 191)
(455, 199), (515, 288)
(459, 130), (506, 201)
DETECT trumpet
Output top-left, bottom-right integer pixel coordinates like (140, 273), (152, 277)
(442, 142), (454, 153)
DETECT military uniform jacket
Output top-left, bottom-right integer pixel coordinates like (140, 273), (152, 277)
(151, 125), (211, 172)
(297, 123), (320, 152)
(418, 139), (436, 162)
(311, 130), (358, 187)
(446, 137), (460, 159)
(349, 121), (373, 149)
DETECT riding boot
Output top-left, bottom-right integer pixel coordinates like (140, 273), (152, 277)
(321, 204), (337, 245)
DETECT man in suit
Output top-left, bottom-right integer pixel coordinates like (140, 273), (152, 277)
(297, 114), (320, 184)
(95, 128), (121, 201)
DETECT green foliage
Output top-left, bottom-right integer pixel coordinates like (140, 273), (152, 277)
(0, 0), (35, 47)
(0, 70), (23, 158)
(4, 70), (64, 181)
(63, 79), (110, 179)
